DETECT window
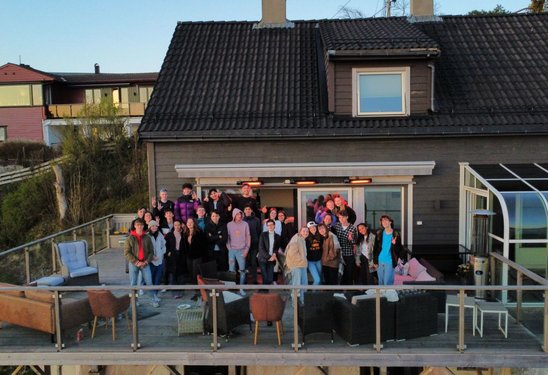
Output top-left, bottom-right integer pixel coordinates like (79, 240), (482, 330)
(0, 126), (6, 142)
(0, 84), (43, 106)
(364, 186), (402, 231)
(139, 86), (153, 104)
(352, 67), (410, 117)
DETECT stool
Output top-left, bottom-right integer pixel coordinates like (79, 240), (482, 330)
(445, 294), (476, 336)
(474, 301), (508, 338)
(35, 275), (65, 287)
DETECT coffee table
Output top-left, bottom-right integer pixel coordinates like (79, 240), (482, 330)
(474, 301), (508, 338)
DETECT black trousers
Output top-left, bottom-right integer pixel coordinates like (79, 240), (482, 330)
(342, 255), (355, 285)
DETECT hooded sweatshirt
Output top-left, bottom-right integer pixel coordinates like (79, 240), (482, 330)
(285, 233), (308, 270)
(226, 208), (251, 252)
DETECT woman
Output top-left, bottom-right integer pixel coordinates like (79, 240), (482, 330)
(277, 210), (295, 250)
(262, 207), (282, 234)
(355, 222), (376, 285)
(183, 217), (209, 300)
(305, 221), (322, 285)
(143, 211), (154, 232)
(147, 220), (166, 302)
(315, 199), (337, 225)
(285, 226), (309, 302)
(164, 220), (185, 298)
(372, 214), (403, 285)
(319, 223), (340, 285)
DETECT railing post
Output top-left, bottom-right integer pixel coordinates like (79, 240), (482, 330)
(106, 218), (111, 249)
(292, 288), (300, 352)
(24, 247), (31, 285)
(51, 240), (57, 274)
(490, 255), (496, 286)
(53, 290), (63, 351)
(516, 271), (523, 324)
(544, 290), (547, 353)
(91, 224), (96, 255)
(457, 288), (466, 352)
(72, 230), (77, 241)
(211, 288), (219, 351)
(130, 289), (139, 351)
(374, 287), (382, 352)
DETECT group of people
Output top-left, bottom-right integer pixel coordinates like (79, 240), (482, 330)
(124, 182), (405, 307)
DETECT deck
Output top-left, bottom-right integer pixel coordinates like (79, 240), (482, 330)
(0, 248), (546, 368)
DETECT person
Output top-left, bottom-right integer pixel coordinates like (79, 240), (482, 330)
(147, 220), (166, 301)
(129, 207), (147, 232)
(262, 207), (282, 234)
(231, 183), (262, 219)
(203, 188), (232, 224)
(319, 223), (340, 285)
(151, 188), (175, 228)
(184, 217), (208, 300)
(315, 199), (337, 225)
(205, 210), (228, 271)
(164, 220), (185, 298)
(175, 182), (201, 224)
(160, 208), (175, 235)
(124, 218), (159, 307)
(243, 205), (261, 284)
(258, 219), (282, 285)
(305, 221), (322, 285)
(277, 210), (295, 250)
(355, 222), (376, 285)
(143, 211), (154, 231)
(333, 194), (357, 225)
(373, 214), (403, 285)
(322, 213), (334, 231)
(226, 208), (250, 293)
(285, 227), (309, 303)
(333, 210), (358, 285)
(196, 205), (207, 231)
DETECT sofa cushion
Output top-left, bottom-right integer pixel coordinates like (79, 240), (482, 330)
(351, 293), (375, 305)
(415, 270), (436, 282)
(0, 282), (24, 297)
(407, 258), (427, 278)
(69, 266), (98, 278)
(395, 260), (410, 276)
(222, 291), (243, 303)
(394, 274), (415, 285)
(25, 289), (53, 303)
(58, 241), (88, 272)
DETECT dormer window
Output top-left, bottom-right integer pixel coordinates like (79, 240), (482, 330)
(352, 67), (410, 117)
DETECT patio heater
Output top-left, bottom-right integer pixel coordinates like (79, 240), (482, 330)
(471, 209), (495, 299)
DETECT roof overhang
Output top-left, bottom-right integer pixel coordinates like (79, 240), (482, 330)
(175, 161), (436, 178)
(327, 48), (440, 60)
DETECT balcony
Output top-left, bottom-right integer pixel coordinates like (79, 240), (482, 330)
(0, 215), (546, 369)
(47, 103), (146, 118)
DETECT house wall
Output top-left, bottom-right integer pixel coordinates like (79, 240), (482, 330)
(333, 60), (432, 115)
(147, 135), (548, 247)
(0, 106), (45, 141)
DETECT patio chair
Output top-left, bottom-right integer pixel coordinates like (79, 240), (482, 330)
(204, 285), (251, 340)
(87, 290), (130, 341)
(298, 291), (335, 344)
(250, 293), (285, 345)
(197, 260), (238, 284)
(54, 240), (99, 286)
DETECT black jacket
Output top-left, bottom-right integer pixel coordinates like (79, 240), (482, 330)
(243, 214), (262, 249)
(372, 228), (403, 268)
(203, 192), (232, 224)
(204, 220), (228, 259)
(258, 231), (282, 263)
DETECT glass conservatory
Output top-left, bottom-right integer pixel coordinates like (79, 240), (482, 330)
(459, 163), (548, 304)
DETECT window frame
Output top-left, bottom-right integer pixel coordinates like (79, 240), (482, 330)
(352, 67), (410, 117)
(0, 126), (7, 142)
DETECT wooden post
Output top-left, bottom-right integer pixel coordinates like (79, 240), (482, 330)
(544, 290), (547, 353)
(293, 288), (299, 352)
(211, 288), (219, 351)
(24, 247), (31, 285)
(72, 229), (77, 241)
(91, 224), (96, 255)
(51, 240), (57, 274)
(130, 290), (139, 351)
(375, 288), (382, 352)
(457, 289), (466, 352)
(516, 271), (523, 324)
(490, 255), (496, 286)
(53, 291), (63, 351)
(106, 218), (111, 249)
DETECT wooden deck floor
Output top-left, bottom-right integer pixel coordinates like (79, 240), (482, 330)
(0, 248), (546, 368)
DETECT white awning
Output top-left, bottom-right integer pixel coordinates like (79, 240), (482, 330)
(174, 161), (436, 178)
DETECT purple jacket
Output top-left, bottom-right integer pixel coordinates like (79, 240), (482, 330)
(174, 194), (201, 223)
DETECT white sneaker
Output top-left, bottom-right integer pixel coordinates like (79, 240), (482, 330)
(138, 289), (144, 296)
(239, 289), (246, 296)
(160, 289), (167, 293)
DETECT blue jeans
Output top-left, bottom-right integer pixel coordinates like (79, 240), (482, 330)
(259, 261), (275, 285)
(228, 249), (247, 285)
(377, 262), (395, 285)
(307, 260), (322, 285)
(290, 267), (308, 302)
(128, 262), (154, 298)
(150, 263), (165, 295)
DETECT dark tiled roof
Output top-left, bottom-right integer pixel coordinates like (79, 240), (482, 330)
(52, 72), (158, 85)
(319, 17), (438, 51)
(140, 14), (548, 140)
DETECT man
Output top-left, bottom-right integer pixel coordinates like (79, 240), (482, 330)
(333, 210), (358, 285)
(205, 210), (228, 271)
(231, 183), (262, 219)
(160, 208), (175, 235)
(203, 188), (232, 224)
(124, 218), (160, 307)
(151, 188), (175, 228)
(332, 195), (357, 225)
(226, 208), (250, 293)
(258, 219), (282, 285)
(243, 205), (261, 284)
(196, 205), (207, 231)
(174, 182), (201, 223)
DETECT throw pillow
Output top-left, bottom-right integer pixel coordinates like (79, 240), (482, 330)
(333, 293), (347, 300)
(415, 270), (436, 282)
(222, 291), (243, 303)
(0, 282), (24, 297)
(351, 293), (376, 305)
(407, 258), (427, 278)
(25, 289), (54, 303)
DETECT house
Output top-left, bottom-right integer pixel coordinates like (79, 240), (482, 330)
(139, 1), (548, 275)
(0, 63), (157, 145)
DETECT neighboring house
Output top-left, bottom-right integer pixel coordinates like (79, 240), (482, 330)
(0, 62), (158, 145)
(139, 0), (548, 272)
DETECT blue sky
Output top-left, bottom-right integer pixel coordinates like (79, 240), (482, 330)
(0, 0), (533, 73)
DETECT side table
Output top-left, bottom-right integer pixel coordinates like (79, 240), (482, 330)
(474, 301), (508, 338)
(445, 294), (476, 336)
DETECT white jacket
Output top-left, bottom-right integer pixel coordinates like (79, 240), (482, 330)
(148, 232), (166, 266)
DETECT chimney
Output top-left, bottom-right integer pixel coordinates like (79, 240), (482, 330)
(94, 63), (100, 74)
(410, 0), (433, 17)
(253, 0), (294, 29)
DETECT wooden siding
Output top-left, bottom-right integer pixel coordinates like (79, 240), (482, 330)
(333, 61), (431, 115)
(0, 63), (54, 83)
(149, 135), (548, 247)
(0, 106), (45, 141)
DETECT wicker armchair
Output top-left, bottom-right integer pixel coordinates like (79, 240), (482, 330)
(297, 291), (335, 344)
(204, 288), (251, 340)
(87, 290), (130, 341)
(55, 240), (99, 286)
(394, 291), (438, 340)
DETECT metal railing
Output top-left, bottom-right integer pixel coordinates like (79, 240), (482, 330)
(0, 215), (113, 285)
